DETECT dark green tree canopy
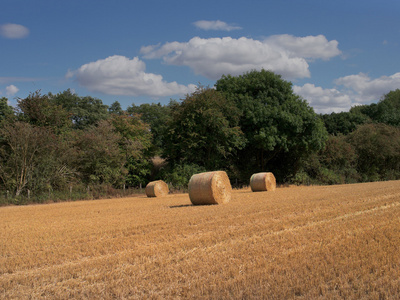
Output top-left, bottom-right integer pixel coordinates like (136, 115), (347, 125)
(0, 97), (14, 122)
(16, 91), (72, 133)
(347, 123), (400, 181)
(49, 89), (109, 129)
(164, 86), (245, 171)
(108, 101), (123, 115)
(357, 89), (400, 127)
(127, 102), (171, 153)
(216, 69), (328, 181)
(321, 110), (369, 135)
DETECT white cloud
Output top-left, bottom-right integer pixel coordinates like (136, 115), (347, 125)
(0, 23), (29, 39)
(6, 85), (19, 96)
(335, 72), (400, 103)
(294, 84), (352, 113)
(141, 35), (341, 80)
(69, 55), (196, 97)
(294, 72), (400, 113)
(193, 20), (242, 31)
(266, 34), (341, 60)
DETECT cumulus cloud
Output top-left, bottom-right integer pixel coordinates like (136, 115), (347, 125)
(141, 35), (341, 80)
(335, 72), (400, 103)
(69, 55), (196, 97)
(266, 34), (341, 60)
(294, 84), (352, 113)
(294, 72), (400, 113)
(6, 85), (19, 96)
(193, 20), (242, 31)
(0, 23), (29, 39)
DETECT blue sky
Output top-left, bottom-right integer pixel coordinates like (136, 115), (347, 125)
(1, 0), (399, 113)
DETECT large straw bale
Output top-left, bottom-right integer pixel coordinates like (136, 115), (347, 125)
(145, 180), (169, 197)
(250, 172), (276, 192)
(188, 171), (232, 205)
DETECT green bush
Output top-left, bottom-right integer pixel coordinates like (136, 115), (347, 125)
(159, 163), (206, 191)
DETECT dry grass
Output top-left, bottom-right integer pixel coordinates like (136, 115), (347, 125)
(1, 181), (400, 299)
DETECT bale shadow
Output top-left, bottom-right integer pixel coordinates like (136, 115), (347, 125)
(169, 204), (193, 208)
(169, 203), (217, 208)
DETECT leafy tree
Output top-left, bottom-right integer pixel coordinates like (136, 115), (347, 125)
(109, 101), (123, 115)
(0, 122), (74, 196)
(109, 113), (153, 186)
(347, 123), (400, 181)
(49, 89), (109, 129)
(358, 89), (400, 126)
(16, 91), (72, 133)
(321, 111), (369, 135)
(127, 102), (171, 154)
(72, 120), (127, 186)
(159, 163), (206, 190)
(297, 135), (359, 185)
(0, 97), (14, 121)
(215, 69), (328, 182)
(163, 86), (245, 171)
(320, 135), (358, 177)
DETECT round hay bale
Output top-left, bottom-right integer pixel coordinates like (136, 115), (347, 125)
(188, 171), (232, 205)
(250, 172), (276, 192)
(145, 180), (169, 197)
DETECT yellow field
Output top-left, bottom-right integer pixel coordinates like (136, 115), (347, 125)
(1, 181), (400, 299)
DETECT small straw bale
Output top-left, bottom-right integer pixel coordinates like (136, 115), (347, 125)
(250, 172), (276, 192)
(145, 180), (169, 197)
(188, 171), (232, 205)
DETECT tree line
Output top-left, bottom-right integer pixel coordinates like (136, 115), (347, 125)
(1, 70), (400, 204)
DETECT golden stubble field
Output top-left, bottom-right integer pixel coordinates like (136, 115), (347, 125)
(1, 181), (400, 299)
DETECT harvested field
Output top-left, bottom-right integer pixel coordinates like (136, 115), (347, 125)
(1, 181), (400, 299)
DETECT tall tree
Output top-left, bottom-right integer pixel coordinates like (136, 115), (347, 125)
(49, 89), (109, 129)
(0, 97), (14, 121)
(110, 113), (153, 186)
(108, 101), (123, 115)
(0, 122), (74, 196)
(216, 69), (328, 182)
(347, 123), (400, 181)
(321, 111), (369, 135)
(359, 89), (400, 126)
(127, 102), (171, 154)
(163, 86), (245, 171)
(16, 91), (72, 133)
(72, 120), (126, 186)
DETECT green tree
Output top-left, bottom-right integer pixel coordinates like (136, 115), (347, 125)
(49, 89), (109, 129)
(109, 113), (153, 186)
(163, 86), (245, 171)
(321, 110), (369, 135)
(16, 91), (72, 133)
(360, 89), (400, 126)
(297, 135), (359, 185)
(347, 123), (400, 181)
(0, 122), (74, 196)
(72, 120), (127, 186)
(216, 69), (328, 182)
(108, 101), (123, 115)
(0, 97), (14, 121)
(127, 102), (171, 154)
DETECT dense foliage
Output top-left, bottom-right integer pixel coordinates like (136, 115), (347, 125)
(215, 70), (328, 182)
(1, 72), (399, 205)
